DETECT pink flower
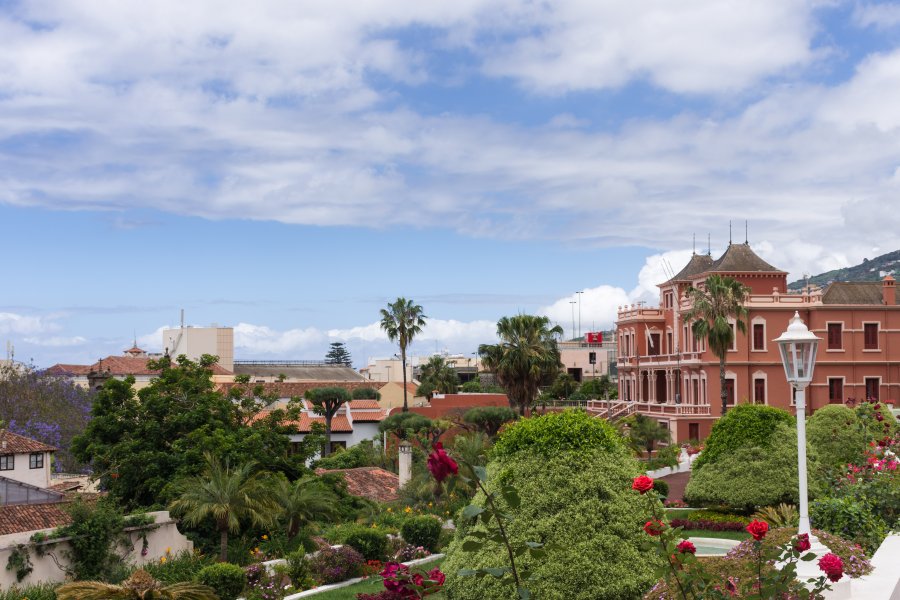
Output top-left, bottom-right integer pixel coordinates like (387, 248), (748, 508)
(794, 533), (811, 553)
(426, 442), (459, 483)
(746, 520), (769, 541)
(411, 573), (424, 587)
(819, 553), (844, 582)
(632, 475), (654, 494)
(428, 568), (445, 586)
(676, 540), (696, 554)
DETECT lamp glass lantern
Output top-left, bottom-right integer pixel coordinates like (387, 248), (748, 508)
(774, 311), (820, 390)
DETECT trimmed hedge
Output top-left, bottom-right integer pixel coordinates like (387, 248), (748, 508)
(342, 526), (389, 561)
(807, 405), (866, 473)
(492, 409), (623, 458)
(400, 515), (442, 552)
(693, 404), (793, 470)
(196, 563), (246, 600)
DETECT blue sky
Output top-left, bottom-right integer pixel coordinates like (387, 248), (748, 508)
(2, 0), (900, 367)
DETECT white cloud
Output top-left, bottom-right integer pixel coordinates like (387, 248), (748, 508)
(854, 3), (900, 29)
(0, 312), (60, 335)
(22, 335), (87, 347)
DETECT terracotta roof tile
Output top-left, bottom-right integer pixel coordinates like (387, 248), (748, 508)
(43, 364), (92, 376)
(251, 411), (354, 432)
(0, 502), (71, 535)
(349, 399), (381, 410)
(315, 467), (400, 503)
(666, 253), (715, 283)
(218, 381), (385, 397)
(0, 430), (57, 453)
(707, 243), (783, 274)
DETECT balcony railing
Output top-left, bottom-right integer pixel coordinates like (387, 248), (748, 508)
(617, 352), (702, 367)
(587, 399), (710, 417)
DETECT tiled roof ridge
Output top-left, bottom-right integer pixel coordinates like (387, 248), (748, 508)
(0, 429), (58, 453)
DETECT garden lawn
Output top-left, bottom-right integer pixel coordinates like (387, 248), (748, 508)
(680, 530), (750, 541)
(307, 558), (445, 600)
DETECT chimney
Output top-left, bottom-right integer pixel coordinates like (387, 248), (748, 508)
(398, 442), (413, 487)
(883, 275), (896, 305)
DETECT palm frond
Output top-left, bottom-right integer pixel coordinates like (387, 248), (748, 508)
(57, 582), (135, 600)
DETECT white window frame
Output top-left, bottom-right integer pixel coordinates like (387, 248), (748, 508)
(751, 317), (767, 352)
(752, 371), (768, 405)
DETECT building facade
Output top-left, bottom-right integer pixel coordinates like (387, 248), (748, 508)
(613, 242), (900, 443)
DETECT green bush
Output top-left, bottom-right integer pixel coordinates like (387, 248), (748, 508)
(314, 442), (376, 470)
(856, 400), (899, 440)
(492, 409), (623, 458)
(685, 423), (821, 512)
(400, 516), (443, 552)
(807, 405), (867, 473)
(352, 387), (381, 400)
(196, 563), (246, 600)
(442, 434), (661, 599)
(142, 550), (215, 584)
(693, 404), (793, 470)
(812, 496), (888, 553)
(286, 549), (315, 590)
(652, 480), (669, 499)
(686, 509), (752, 525)
(341, 526), (389, 561)
(0, 583), (58, 600)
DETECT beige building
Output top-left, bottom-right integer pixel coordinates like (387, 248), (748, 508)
(559, 333), (617, 383)
(361, 357), (415, 383)
(163, 326), (234, 371)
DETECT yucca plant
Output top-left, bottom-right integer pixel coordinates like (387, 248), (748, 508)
(752, 503), (799, 528)
(56, 569), (217, 600)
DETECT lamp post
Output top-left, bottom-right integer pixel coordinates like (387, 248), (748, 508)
(569, 300), (577, 340)
(774, 312), (850, 596)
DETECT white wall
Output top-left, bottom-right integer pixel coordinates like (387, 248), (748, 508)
(1, 451), (51, 488)
(0, 511), (193, 588)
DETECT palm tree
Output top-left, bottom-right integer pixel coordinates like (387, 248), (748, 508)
(273, 474), (338, 538)
(478, 314), (564, 416)
(380, 297), (427, 412)
(57, 569), (217, 600)
(169, 454), (279, 562)
(622, 413), (671, 459)
(684, 274), (750, 416)
(417, 355), (460, 399)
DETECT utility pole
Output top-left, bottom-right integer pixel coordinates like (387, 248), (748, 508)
(569, 301), (576, 340)
(576, 291), (583, 338)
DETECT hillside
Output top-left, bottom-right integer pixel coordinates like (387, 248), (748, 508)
(788, 249), (900, 290)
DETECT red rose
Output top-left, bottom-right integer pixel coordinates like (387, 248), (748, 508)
(818, 552), (844, 582)
(746, 520), (769, 541)
(676, 540), (696, 554)
(426, 442), (459, 483)
(411, 573), (424, 587)
(428, 568), (445, 586)
(632, 475), (654, 494)
(644, 519), (666, 536)
(794, 533), (811, 553)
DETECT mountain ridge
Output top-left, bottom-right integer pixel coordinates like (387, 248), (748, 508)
(787, 249), (900, 291)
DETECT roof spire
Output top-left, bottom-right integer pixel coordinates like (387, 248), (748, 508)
(707, 233), (711, 256)
(692, 233), (696, 255)
(745, 220), (748, 244)
(729, 220), (732, 246)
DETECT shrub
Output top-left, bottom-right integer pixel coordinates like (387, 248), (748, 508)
(400, 516), (442, 552)
(856, 400), (898, 440)
(492, 409), (623, 458)
(308, 545), (364, 584)
(352, 387), (381, 400)
(56, 498), (125, 581)
(286, 550), (315, 590)
(685, 423), (821, 512)
(315, 443), (376, 470)
(142, 550), (215, 584)
(462, 406), (517, 437)
(751, 503), (798, 528)
(652, 480), (669, 499)
(686, 509), (751, 525)
(807, 405), (867, 473)
(693, 404), (793, 470)
(341, 526), (389, 561)
(196, 563), (246, 600)
(0, 583), (58, 600)
(669, 519), (746, 532)
(811, 496), (888, 553)
(442, 445), (661, 600)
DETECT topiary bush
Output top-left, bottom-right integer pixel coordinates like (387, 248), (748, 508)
(807, 405), (866, 473)
(684, 423), (821, 512)
(341, 526), (389, 561)
(400, 516), (442, 552)
(196, 562), (246, 600)
(693, 404), (793, 470)
(441, 410), (660, 600)
(491, 409), (623, 458)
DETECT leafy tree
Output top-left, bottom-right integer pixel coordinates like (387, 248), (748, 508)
(379, 297), (427, 412)
(579, 375), (616, 399)
(545, 371), (577, 400)
(478, 314), (563, 416)
(0, 362), (93, 471)
(325, 342), (352, 367)
(684, 274), (750, 416)
(807, 405), (867, 476)
(379, 412), (433, 441)
(72, 355), (312, 509)
(351, 387), (381, 400)
(462, 406), (517, 437)
(620, 413), (671, 459)
(169, 454), (279, 561)
(416, 355), (459, 399)
(273, 474), (338, 538)
(693, 403), (794, 470)
(305, 387), (351, 456)
(460, 377), (506, 394)
(57, 569), (217, 600)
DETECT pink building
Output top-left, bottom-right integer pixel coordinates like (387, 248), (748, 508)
(612, 242), (900, 442)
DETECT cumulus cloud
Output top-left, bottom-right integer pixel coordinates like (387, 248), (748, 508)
(0, 312), (60, 335)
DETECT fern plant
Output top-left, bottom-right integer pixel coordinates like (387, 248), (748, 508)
(752, 503), (799, 528)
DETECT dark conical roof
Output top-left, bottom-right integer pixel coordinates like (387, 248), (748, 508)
(708, 243), (783, 273)
(668, 253), (715, 282)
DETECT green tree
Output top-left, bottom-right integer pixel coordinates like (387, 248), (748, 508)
(273, 474), (338, 538)
(462, 406), (517, 437)
(305, 387), (351, 456)
(379, 412), (433, 441)
(579, 375), (616, 399)
(478, 314), (563, 416)
(684, 274), (750, 416)
(416, 355), (460, 399)
(325, 342), (352, 366)
(57, 569), (217, 600)
(351, 387), (381, 400)
(379, 297), (427, 412)
(169, 454), (279, 562)
(620, 413), (671, 459)
(545, 371), (577, 400)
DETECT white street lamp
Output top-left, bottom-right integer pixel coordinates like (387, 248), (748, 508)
(774, 312), (849, 596)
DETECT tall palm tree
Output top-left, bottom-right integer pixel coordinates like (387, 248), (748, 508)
(273, 474), (338, 538)
(417, 355), (460, 399)
(478, 314), (564, 416)
(57, 569), (217, 600)
(380, 297), (427, 412)
(169, 454), (279, 562)
(684, 274), (750, 416)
